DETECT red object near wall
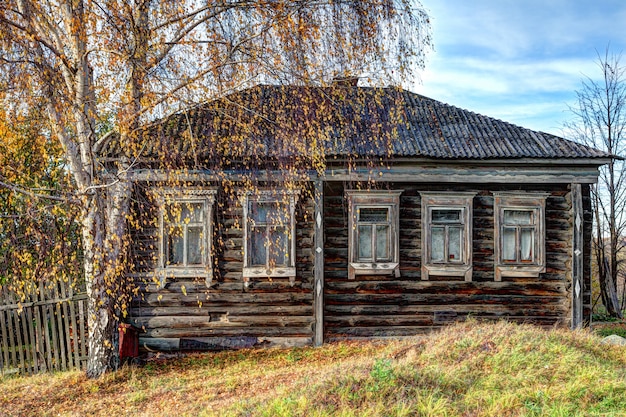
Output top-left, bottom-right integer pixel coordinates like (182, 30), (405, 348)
(118, 323), (139, 359)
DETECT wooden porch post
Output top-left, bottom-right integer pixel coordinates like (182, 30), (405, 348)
(571, 183), (584, 329)
(313, 180), (325, 346)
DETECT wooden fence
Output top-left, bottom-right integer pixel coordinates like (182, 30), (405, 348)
(0, 279), (88, 375)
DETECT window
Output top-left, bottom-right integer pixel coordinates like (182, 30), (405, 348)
(155, 188), (217, 287)
(420, 192), (476, 281)
(346, 190), (402, 280)
(494, 192), (548, 281)
(242, 190), (299, 285)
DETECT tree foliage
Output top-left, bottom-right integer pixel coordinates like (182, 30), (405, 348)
(0, 0), (432, 376)
(568, 48), (626, 318)
(0, 100), (82, 300)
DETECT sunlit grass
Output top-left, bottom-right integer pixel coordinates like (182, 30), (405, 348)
(2, 321), (626, 416)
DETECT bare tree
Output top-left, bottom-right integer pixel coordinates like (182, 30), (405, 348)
(568, 48), (626, 318)
(0, 0), (432, 377)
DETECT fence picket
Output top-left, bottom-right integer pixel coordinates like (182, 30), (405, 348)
(26, 307), (37, 374)
(0, 309), (8, 374)
(1, 278), (88, 375)
(78, 299), (87, 369)
(60, 281), (73, 370)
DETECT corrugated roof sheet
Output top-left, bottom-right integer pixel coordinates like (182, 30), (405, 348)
(100, 84), (611, 161)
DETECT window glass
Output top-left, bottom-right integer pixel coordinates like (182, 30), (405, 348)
(520, 228), (534, 261)
(245, 195), (295, 274)
(187, 227), (203, 265)
(359, 207), (388, 222)
(358, 225), (373, 259)
(250, 227), (266, 266)
(504, 210), (532, 225)
(431, 226), (445, 262)
(269, 226), (289, 266)
(502, 227), (516, 261)
(376, 224), (390, 260)
(168, 228), (184, 265)
(433, 209), (461, 223)
(448, 226), (462, 262)
(250, 202), (270, 223)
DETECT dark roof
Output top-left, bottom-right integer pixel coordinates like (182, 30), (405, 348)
(100, 84), (611, 162)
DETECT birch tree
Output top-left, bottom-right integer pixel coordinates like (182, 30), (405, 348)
(568, 49), (626, 318)
(0, 0), (431, 377)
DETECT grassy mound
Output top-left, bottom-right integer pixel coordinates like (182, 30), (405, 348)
(2, 320), (626, 416)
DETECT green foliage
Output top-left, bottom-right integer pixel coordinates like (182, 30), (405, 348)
(595, 323), (626, 338)
(593, 311), (621, 323)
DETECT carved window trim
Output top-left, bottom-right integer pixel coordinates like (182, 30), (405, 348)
(154, 188), (217, 288)
(420, 192), (476, 281)
(494, 192), (548, 281)
(241, 190), (299, 286)
(346, 190), (402, 280)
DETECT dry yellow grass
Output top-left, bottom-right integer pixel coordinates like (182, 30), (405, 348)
(2, 321), (626, 417)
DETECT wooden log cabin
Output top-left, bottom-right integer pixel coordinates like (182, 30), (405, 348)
(99, 84), (611, 352)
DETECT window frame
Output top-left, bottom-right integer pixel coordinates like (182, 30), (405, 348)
(241, 190), (299, 285)
(154, 188), (217, 287)
(420, 192), (476, 281)
(346, 190), (402, 280)
(493, 192), (548, 281)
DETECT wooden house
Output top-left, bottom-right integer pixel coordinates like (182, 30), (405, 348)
(99, 85), (611, 352)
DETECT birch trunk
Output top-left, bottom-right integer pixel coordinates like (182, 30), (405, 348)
(84, 173), (131, 378)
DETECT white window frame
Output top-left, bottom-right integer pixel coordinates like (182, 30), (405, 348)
(154, 188), (217, 288)
(346, 190), (402, 280)
(241, 190), (299, 286)
(494, 192), (548, 281)
(420, 192), (476, 281)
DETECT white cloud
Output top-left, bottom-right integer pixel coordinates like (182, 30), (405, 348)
(412, 0), (626, 135)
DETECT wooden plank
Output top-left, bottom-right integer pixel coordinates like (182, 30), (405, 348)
(144, 326), (313, 338)
(131, 315), (314, 329)
(12, 309), (25, 374)
(34, 281), (46, 373)
(42, 304), (54, 372)
(314, 180), (324, 346)
(130, 305), (313, 317)
(68, 297), (81, 371)
(325, 303), (566, 316)
(33, 304), (46, 373)
(60, 281), (74, 369)
(55, 302), (67, 371)
(78, 299), (87, 369)
(48, 304), (61, 371)
(571, 183), (584, 329)
(26, 307), (37, 374)
(136, 292), (312, 306)
(324, 280), (566, 297)
(0, 309), (8, 374)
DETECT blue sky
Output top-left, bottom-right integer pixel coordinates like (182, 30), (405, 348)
(412, 0), (626, 135)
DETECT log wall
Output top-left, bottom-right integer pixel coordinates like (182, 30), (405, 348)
(127, 180), (591, 350)
(323, 182), (590, 339)
(128, 185), (316, 351)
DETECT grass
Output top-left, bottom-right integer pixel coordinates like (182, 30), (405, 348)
(2, 320), (626, 416)
(594, 320), (626, 338)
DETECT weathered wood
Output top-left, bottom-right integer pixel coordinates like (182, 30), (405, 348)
(138, 336), (312, 351)
(0, 310), (9, 374)
(325, 303), (566, 316)
(323, 182), (576, 340)
(325, 280), (566, 296)
(136, 292), (312, 306)
(131, 315), (314, 329)
(571, 183), (584, 328)
(143, 326), (313, 338)
(129, 187), (317, 350)
(314, 180), (324, 346)
(131, 305), (313, 317)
